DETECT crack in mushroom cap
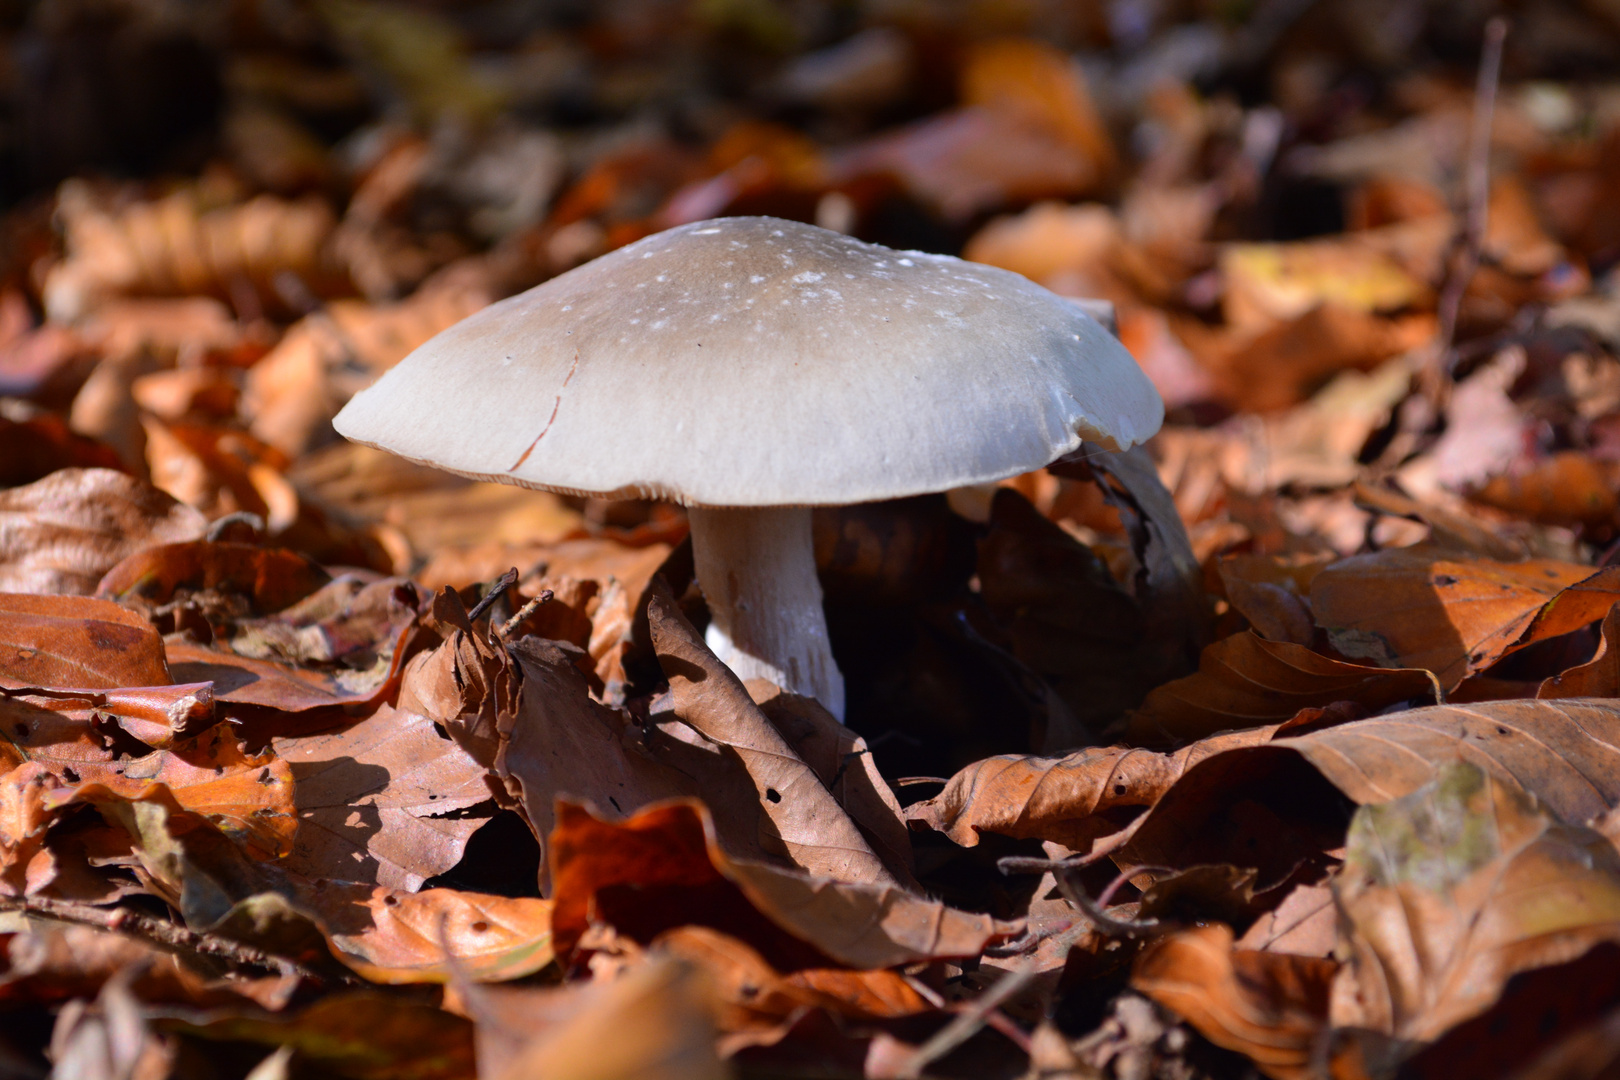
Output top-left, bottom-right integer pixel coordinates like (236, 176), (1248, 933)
(334, 216), (1165, 507)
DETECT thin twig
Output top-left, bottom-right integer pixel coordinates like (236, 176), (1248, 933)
(499, 588), (555, 638)
(466, 568), (520, 625)
(1420, 16), (1509, 410)
(893, 961), (1039, 1078)
(0, 895), (341, 983)
(1052, 870), (1162, 939)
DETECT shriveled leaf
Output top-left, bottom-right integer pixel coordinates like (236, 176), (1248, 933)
(60, 725), (297, 860)
(495, 637), (694, 893)
(167, 992), (476, 1080)
(1394, 942), (1620, 1080)
(1309, 546), (1599, 688)
(1540, 603), (1620, 698)
(0, 918), (296, 1011)
(97, 540), (331, 615)
(1121, 699), (1620, 877)
(647, 584), (896, 887)
(905, 725), (1283, 853)
(550, 798), (1009, 971)
(657, 925), (931, 1052)
(273, 703), (493, 890)
(0, 593), (169, 688)
(214, 883), (554, 985)
(1217, 553), (1333, 647)
(467, 954), (725, 1080)
(1330, 761), (1620, 1043)
(1134, 923), (1335, 1080)
(0, 469), (206, 596)
(1, 681), (216, 750)
(166, 638), (405, 715)
(1125, 631), (1437, 744)
(1058, 444), (1209, 690)
(747, 682), (912, 878)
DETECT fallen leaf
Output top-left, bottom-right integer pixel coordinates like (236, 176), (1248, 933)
(746, 682), (913, 879)
(0, 919), (296, 1012)
(1309, 545), (1599, 688)
(1393, 942), (1620, 1080)
(216, 882), (554, 985)
(96, 541), (331, 618)
(0, 469), (206, 596)
(466, 954), (725, 1080)
(656, 925), (931, 1052)
(1236, 881), (1338, 958)
(1220, 239), (1430, 329)
(904, 725), (1284, 853)
(549, 798), (1009, 971)
(1329, 761), (1620, 1044)
(165, 991), (475, 1080)
(1539, 603), (1620, 698)
(1133, 923), (1336, 1080)
(1120, 699), (1620, 882)
(0, 405), (125, 487)
(60, 724), (297, 860)
(1470, 452), (1620, 528)
(647, 584), (896, 887)
(0, 594), (169, 688)
(165, 638), (406, 716)
(272, 703), (494, 890)
(976, 489), (1148, 745)
(1124, 631), (1437, 745)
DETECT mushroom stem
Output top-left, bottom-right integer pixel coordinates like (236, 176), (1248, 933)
(687, 505), (846, 720)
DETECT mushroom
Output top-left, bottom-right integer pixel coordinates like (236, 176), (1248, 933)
(334, 217), (1163, 719)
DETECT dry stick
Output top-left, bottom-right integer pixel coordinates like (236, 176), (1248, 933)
(1418, 16), (1509, 413)
(500, 589), (555, 638)
(892, 960), (1041, 1079)
(466, 567), (520, 625)
(0, 895), (344, 983)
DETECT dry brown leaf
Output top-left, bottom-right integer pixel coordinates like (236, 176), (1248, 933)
(217, 881), (554, 985)
(96, 541), (332, 617)
(1125, 631), (1438, 745)
(43, 184), (337, 322)
(1330, 761), (1620, 1045)
(1217, 553), (1334, 646)
(549, 798), (1009, 971)
(0, 918), (295, 1012)
(60, 725), (297, 860)
(1133, 923), (1336, 1080)
(1470, 452), (1620, 528)
(1539, 603), (1620, 699)
(165, 637), (407, 716)
(1236, 882), (1338, 957)
(746, 682), (913, 879)
(272, 703), (494, 890)
(904, 724), (1281, 854)
(0, 469), (206, 596)
(657, 924), (931, 1052)
(647, 584), (896, 887)
(0, 405), (125, 488)
(828, 39), (1110, 221)
(1309, 545), (1600, 688)
(1120, 699), (1620, 879)
(1184, 302), (1433, 414)
(468, 954), (726, 1080)
(0, 593), (169, 688)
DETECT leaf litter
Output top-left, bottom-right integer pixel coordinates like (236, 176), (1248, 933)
(6, 3), (1620, 1078)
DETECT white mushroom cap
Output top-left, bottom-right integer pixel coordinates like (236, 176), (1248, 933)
(333, 217), (1162, 507)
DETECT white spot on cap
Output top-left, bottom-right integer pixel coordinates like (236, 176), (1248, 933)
(898, 258), (914, 267)
(791, 271), (824, 284)
(693, 227), (721, 234)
